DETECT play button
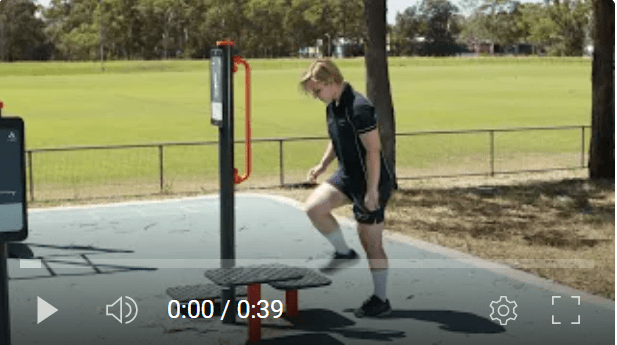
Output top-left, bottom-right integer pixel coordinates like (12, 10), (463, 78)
(37, 297), (58, 324)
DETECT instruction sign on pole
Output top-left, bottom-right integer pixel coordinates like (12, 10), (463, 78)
(0, 117), (28, 241)
(210, 49), (224, 127)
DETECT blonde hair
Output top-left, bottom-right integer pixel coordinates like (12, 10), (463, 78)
(299, 59), (344, 93)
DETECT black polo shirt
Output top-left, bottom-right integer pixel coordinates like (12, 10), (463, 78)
(326, 83), (396, 195)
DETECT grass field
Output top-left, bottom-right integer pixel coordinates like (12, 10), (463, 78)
(0, 57), (592, 199)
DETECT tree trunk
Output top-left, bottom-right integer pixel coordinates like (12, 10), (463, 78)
(364, 0), (397, 185)
(589, 0), (615, 179)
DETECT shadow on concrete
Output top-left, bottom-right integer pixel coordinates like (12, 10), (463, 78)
(247, 333), (345, 345)
(253, 308), (504, 343)
(259, 309), (405, 343)
(8, 242), (156, 280)
(288, 308), (503, 335)
(7, 242), (34, 259)
(373, 309), (505, 333)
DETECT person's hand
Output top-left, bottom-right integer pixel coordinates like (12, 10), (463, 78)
(307, 164), (327, 184)
(364, 189), (379, 211)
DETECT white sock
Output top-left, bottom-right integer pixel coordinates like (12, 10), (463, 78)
(371, 269), (388, 302)
(324, 229), (351, 255)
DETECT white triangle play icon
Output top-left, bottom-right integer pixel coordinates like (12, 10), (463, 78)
(37, 297), (58, 324)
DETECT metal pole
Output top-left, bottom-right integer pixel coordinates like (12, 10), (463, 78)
(279, 139), (284, 186)
(0, 242), (10, 345)
(325, 34), (330, 57)
(0, 101), (10, 345)
(490, 130), (495, 177)
(27, 151), (33, 202)
(159, 145), (164, 193)
(219, 43), (235, 324)
(581, 126), (585, 168)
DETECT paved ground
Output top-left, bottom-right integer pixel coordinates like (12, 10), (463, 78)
(6, 194), (615, 345)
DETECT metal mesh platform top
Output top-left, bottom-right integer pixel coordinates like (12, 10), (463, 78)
(166, 284), (247, 302)
(268, 268), (331, 290)
(204, 265), (305, 286)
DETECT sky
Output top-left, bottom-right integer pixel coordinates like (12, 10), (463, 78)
(33, 0), (546, 25)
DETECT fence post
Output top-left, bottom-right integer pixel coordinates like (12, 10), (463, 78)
(489, 130), (495, 177)
(581, 126), (585, 168)
(28, 151), (34, 202)
(279, 139), (284, 186)
(159, 145), (164, 193)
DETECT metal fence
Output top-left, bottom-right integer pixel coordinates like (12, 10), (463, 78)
(25, 125), (590, 202)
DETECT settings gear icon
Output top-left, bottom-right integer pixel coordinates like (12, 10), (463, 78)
(489, 296), (518, 325)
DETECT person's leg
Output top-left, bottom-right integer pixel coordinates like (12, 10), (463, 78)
(352, 188), (393, 317)
(353, 220), (391, 317)
(305, 182), (359, 272)
(357, 221), (388, 294)
(305, 182), (351, 249)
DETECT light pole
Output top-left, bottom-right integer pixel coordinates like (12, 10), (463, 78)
(325, 33), (331, 57)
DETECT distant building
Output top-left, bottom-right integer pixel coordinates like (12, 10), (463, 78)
(333, 38), (364, 58)
(467, 39), (537, 56)
(297, 46), (322, 58)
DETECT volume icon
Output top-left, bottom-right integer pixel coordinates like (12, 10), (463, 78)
(106, 296), (138, 324)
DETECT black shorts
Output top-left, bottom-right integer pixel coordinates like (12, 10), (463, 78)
(327, 168), (393, 225)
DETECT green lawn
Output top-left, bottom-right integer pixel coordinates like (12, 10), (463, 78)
(0, 57), (592, 199)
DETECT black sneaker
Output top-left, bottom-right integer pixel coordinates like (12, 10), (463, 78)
(319, 249), (360, 274)
(354, 295), (391, 318)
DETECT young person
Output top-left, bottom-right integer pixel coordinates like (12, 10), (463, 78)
(300, 59), (396, 318)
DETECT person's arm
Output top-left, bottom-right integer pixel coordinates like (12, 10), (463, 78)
(308, 142), (336, 183)
(318, 142), (336, 169)
(359, 128), (381, 210)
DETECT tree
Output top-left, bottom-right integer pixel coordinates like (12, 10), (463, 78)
(45, 0), (101, 60)
(143, 0), (188, 59)
(98, 0), (143, 60)
(202, 0), (246, 49)
(461, 0), (524, 53)
(391, 6), (424, 55)
(392, 0), (461, 56)
(244, 0), (288, 57)
(302, 0), (338, 56)
(44, 0), (73, 59)
(284, 0), (318, 55)
(546, 0), (591, 56)
(181, 0), (212, 58)
(588, 0), (614, 179)
(364, 0), (396, 183)
(517, 2), (557, 49)
(330, 0), (366, 46)
(513, 0), (591, 56)
(419, 0), (460, 55)
(0, 0), (47, 61)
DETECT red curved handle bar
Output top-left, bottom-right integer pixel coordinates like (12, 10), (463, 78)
(232, 56), (251, 184)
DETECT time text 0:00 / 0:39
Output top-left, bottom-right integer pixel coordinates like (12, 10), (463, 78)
(168, 300), (284, 319)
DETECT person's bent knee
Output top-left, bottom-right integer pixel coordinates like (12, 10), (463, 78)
(305, 202), (328, 221)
